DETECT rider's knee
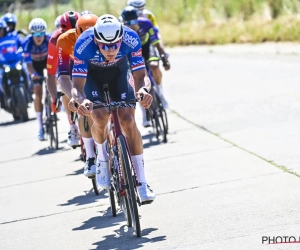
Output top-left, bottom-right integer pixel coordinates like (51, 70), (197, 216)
(92, 111), (109, 129)
(120, 111), (135, 131)
(149, 62), (159, 71)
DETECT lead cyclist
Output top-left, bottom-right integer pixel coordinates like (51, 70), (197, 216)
(70, 14), (155, 203)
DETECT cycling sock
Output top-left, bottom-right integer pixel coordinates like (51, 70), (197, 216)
(82, 137), (96, 159)
(70, 124), (77, 130)
(95, 140), (109, 162)
(132, 154), (147, 184)
(138, 102), (147, 121)
(36, 112), (43, 130)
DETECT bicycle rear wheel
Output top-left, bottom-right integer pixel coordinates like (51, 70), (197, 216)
(152, 91), (167, 143)
(117, 135), (141, 237)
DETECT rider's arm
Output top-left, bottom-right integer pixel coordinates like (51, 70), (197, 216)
(72, 77), (86, 104)
(56, 34), (74, 99)
(133, 68), (151, 92)
(46, 38), (59, 99)
(22, 37), (36, 76)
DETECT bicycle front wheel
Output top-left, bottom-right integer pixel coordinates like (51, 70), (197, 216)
(117, 135), (141, 237)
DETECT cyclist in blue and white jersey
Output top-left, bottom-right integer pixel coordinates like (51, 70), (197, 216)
(69, 14), (155, 203)
(22, 18), (51, 140)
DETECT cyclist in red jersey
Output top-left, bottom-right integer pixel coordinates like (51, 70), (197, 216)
(46, 11), (80, 147)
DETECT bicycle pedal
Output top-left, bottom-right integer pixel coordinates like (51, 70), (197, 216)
(88, 175), (96, 179)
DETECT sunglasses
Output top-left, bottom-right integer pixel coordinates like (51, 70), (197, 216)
(32, 32), (45, 37)
(97, 40), (122, 51)
(124, 19), (138, 26)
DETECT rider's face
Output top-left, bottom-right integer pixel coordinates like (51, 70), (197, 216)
(33, 33), (45, 46)
(7, 24), (14, 32)
(97, 39), (122, 62)
(124, 20), (139, 32)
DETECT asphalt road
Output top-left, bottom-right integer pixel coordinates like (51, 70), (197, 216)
(1, 44), (300, 250)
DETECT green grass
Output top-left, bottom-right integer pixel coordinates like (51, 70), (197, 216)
(5, 0), (300, 45)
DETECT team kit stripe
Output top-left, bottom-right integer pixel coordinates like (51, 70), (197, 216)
(132, 63), (145, 71)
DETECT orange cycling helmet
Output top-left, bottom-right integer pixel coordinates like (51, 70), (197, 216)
(75, 13), (98, 38)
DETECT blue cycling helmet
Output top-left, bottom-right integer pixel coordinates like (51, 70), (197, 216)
(3, 13), (17, 32)
(0, 18), (9, 36)
(121, 6), (138, 22)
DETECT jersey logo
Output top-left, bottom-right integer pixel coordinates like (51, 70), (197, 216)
(123, 32), (139, 49)
(131, 48), (142, 58)
(92, 91), (98, 97)
(74, 57), (84, 65)
(76, 36), (93, 54)
(121, 93), (126, 99)
(47, 64), (52, 69)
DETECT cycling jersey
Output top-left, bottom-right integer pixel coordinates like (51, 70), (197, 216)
(56, 29), (76, 77)
(136, 17), (159, 46)
(22, 33), (51, 63)
(140, 9), (159, 29)
(0, 34), (22, 64)
(47, 29), (64, 75)
(72, 25), (145, 79)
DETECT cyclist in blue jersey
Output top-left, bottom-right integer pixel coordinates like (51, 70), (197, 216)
(23, 18), (51, 140)
(2, 13), (27, 38)
(121, 6), (170, 126)
(69, 14), (155, 203)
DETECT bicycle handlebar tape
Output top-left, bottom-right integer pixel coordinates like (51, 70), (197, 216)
(146, 109), (152, 121)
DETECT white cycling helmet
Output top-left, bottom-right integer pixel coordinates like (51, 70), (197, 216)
(94, 14), (123, 44)
(29, 18), (47, 33)
(54, 15), (62, 29)
(127, 0), (146, 8)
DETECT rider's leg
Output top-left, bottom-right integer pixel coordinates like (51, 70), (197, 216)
(34, 84), (44, 140)
(62, 95), (80, 147)
(78, 115), (96, 177)
(90, 108), (110, 188)
(119, 107), (155, 202)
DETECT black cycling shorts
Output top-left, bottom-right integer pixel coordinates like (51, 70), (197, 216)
(32, 59), (47, 85)
(84, 57), (136, 108)
(142, 40), (159, 63)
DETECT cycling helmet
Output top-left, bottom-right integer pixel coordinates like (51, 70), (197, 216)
(121, 6), (138, 22)
(3, 13), (17, 31)
(76, 14), (98, 37)
(127, 0), (146, 8)
(28, 18), (47, 33)
(60, 11), (80, 31)
(80, 10), (93, 15)
(94, 14), (123, 44)
(54, 15), (62, 29)
(0, 18), (9, 36)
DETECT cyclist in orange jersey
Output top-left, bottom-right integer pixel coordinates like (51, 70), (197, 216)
(56, 14), (98, 177)
(46, 11), (81, 147)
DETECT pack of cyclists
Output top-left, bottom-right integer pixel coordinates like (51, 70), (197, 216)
(0, 0), (172, 204)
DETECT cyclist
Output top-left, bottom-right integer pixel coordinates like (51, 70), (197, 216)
(2, 13), (27, 37)
(121, 6), (170, 127)
(46, 11), (81, 147)
(56, 13), (98, 177)
(70, 14), (155, 203)
(22, 18), (50, 140)
(126, 0), (169, 109)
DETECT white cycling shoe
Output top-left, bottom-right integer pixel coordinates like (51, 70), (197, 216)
(96, 161), (110, 189)
(84, 157), (96, 177)
(67, 127), (80, 147)
(138, 183), (155, 204)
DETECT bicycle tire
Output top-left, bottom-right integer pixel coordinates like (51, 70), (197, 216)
(92, 178), (99, 196)
(52, 113), (59, 149)
(154, 92), (167, 143)
(109, 188), (117, 217)
(121, 195), (132, 227)
(117, 135), (141, 237)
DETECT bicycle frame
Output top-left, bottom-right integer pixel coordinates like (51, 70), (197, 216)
(102, 85), (139, 195)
